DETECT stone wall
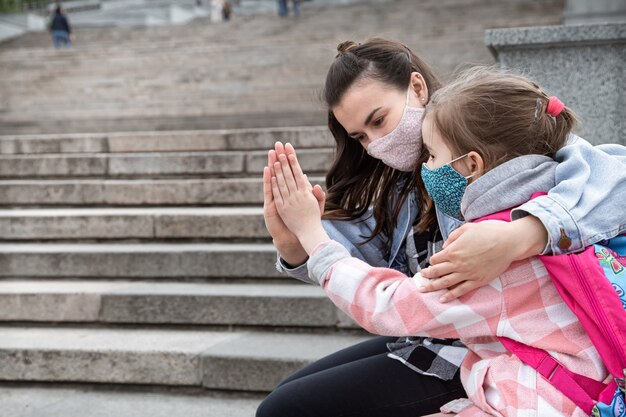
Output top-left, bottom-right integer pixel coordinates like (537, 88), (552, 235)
(485, 23), (625, 145)
(564, 0), (626, 25)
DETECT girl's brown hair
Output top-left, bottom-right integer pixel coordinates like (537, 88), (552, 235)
(418, 66), (578, 230)
(322, 38), (442, 251)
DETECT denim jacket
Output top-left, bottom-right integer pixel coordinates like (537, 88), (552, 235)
(277, 135), (626, 285)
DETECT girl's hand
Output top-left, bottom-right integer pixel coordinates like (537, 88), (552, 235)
(419, 216), (548, 302)
(263, 142), (324, 266)
(270, 143), (329, 254)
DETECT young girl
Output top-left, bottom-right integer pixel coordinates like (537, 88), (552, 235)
(267, 67), (619, 416)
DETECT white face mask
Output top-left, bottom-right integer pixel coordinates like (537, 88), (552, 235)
(366, 88), (425, 172)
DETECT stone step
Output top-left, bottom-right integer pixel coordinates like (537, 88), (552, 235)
(0, 177), (323, 206)
(0, 148), (333, 179)
(0, 207), (269, 240)
(0, 97), (319, 118)
(0, 243), (282, 279)
(0, 126), (332, 154)
(0, 281), (348, 328)
(1, 87), (321, 109)
(0, 327), (369, 391)
(0, 37), (334, 62)
(0, 111), (327, 135)
(0, 149), (332, 179)
(0, 384), (263, 417)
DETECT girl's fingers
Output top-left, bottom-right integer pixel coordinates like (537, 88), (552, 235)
(288, 153), (310, 190)
(274, 141), (286, 158)
(270, 175), (283, 206)
(273, 161), (291, 198)
(284, 142), (297, 158)
(279, 154), (298, 191)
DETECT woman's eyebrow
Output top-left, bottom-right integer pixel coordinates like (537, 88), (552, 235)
(363, 107), (382, 126)
(347, 107), (383, 136)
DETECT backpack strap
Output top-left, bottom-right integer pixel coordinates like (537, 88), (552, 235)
(499, 337), (607, 414)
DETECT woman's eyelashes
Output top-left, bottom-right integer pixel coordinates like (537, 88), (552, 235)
(348, 115), (386, 142)
(372, 116), (385, 127)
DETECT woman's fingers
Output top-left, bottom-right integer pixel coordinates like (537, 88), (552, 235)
(418, 268), (463, 291)
(439, 279), (485, 303)
(442, 223), (466, 249)
(428, 240), (455, 265)
(420, 261), (456, 279)
(268, 150), (278, 177)
(312, 184), (325, 214)
(263, 166), (274, 205)
(418, 272), (474, 302)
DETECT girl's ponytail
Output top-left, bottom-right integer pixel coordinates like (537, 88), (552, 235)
(533, 95), (579, 155)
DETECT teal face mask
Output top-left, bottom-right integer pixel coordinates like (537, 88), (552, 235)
(420, 154), (473, 220)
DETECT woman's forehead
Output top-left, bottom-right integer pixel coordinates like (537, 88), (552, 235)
(334, 80), (403, 121)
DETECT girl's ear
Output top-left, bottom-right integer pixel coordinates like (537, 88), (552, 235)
(466, 151), (484, 182)
(409, 72), (429, 107)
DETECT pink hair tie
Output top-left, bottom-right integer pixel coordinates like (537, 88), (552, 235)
(546, 96), (565, 117)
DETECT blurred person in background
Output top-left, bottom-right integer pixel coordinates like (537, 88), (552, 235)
(292, 0), (301, 17)
(277, 0), (288, 17)
(50, 4), (72, 49)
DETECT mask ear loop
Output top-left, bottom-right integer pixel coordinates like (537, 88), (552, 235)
(447, 153), (476, 180)
(447, 153), (469, 165)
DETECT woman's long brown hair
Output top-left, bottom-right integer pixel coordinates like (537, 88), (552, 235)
(322, 38), (441, 252)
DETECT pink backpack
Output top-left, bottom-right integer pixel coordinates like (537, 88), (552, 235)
(478, 197), (626, 416)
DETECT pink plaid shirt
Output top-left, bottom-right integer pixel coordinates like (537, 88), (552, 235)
(309, 240), (610, 417)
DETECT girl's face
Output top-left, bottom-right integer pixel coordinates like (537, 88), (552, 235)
(422, 113), (454, 170)
(332, 74), (426, 151)
(422, 113), (480, 178)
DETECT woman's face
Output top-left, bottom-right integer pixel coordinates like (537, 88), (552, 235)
(332, 76), (425, 151)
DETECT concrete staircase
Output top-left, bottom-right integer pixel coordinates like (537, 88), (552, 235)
(0, 0), (565, 415)
(0, 0), (564, 135)
(0, 127), (370, 415)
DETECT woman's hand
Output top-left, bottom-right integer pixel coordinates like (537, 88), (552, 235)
(263, 142), (325, 264)
(419, 216), (548, 302)
(270, 143), (329, 254)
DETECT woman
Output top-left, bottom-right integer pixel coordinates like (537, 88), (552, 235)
(49, 5), (72, 49)
(258, 39), (626, 417)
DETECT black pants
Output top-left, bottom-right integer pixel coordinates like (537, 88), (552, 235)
(256, 336), (467, 417)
